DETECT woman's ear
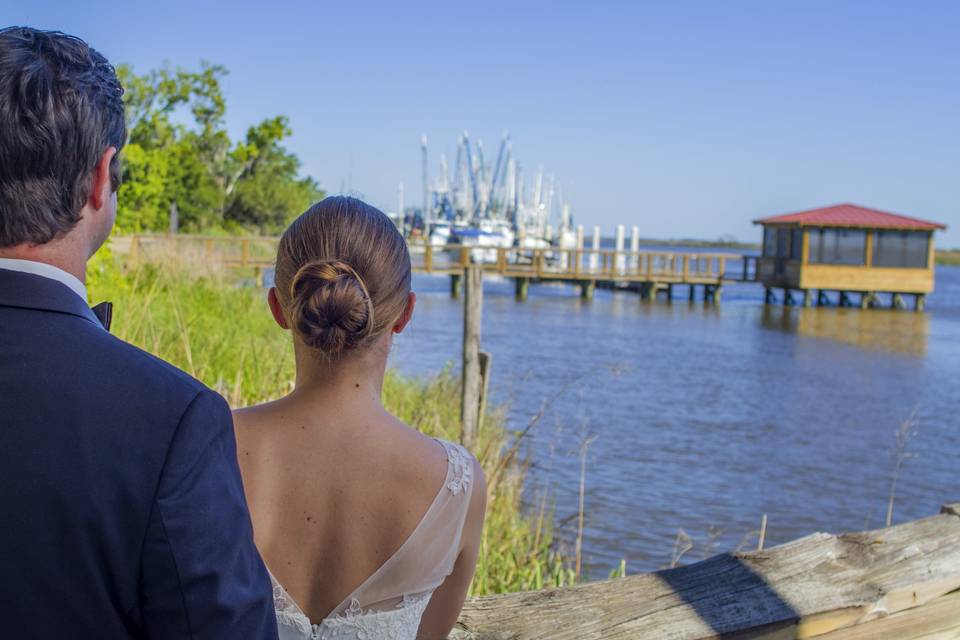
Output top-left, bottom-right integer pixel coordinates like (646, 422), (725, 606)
(393, 291), (416, 334)
(267, 287), (289, 329)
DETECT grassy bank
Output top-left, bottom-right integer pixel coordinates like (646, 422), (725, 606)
(937, 250), (960, 266)
(87, 250), (579, 595)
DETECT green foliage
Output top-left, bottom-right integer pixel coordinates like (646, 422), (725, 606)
(224, 117), (322, 232)
(116, 62), (322, 234)
(87, 256), (580, 595)
(115, 144), (169, 232)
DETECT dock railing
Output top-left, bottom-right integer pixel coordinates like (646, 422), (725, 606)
(118, 234), (759, 287)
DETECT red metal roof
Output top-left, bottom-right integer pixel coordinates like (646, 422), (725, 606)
(753, 203), (946, 231)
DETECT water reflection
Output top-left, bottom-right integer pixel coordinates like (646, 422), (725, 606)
(761, 305), (929, 357)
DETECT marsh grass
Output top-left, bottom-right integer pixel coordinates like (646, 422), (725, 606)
(88, 251), (578, 595)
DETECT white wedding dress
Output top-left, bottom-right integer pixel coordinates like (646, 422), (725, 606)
(270, 438), (476, 640)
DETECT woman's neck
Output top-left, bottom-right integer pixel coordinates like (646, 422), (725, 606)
(289, 343), (388, 409)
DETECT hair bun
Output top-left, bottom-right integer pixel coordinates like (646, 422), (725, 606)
(289, 259), (375, 354)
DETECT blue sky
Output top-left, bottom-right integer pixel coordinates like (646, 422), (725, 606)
(8, 1), (960, 245)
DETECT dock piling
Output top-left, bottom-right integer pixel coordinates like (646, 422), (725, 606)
(460, 266), (483, 450)
(614, 225), (625, 275)
(450, 273), (462, 299)
(640, 282), (655, 302)
(589, 226), (601, 272)
(580, 280), (595, 301)
(514, 277), (529, 302)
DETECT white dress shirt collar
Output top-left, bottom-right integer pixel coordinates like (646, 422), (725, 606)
(0, 258), (88, 302)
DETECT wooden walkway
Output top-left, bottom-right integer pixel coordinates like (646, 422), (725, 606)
(452, 503), (960, 639)
(120, 234), (758, 303)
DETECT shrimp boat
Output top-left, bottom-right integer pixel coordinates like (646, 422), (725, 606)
(417, 131), (575, 264)
(453, 219), (515, 263)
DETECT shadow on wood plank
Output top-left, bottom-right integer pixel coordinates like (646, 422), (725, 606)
(657, 553), (800, 637)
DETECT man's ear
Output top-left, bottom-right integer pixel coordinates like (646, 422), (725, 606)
(87, 147), (117, 211)
(268, 287), (289, 329)
(393, 291), (416, 334)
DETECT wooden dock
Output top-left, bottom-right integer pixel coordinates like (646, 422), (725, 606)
(119, 234), (758, 304)
(452, 503), (960, 639)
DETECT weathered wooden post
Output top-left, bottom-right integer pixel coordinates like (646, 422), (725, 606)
(514, 278), (529, 301)
(575, 225), (584, 277)
(129, 235), (140, 266)
(424, 244), (434, 273)
(450, 273), (462, 299)
(630, 225), (640, 273)
(460, 266), (483, 450)
(168, 200), (179, 235)
(478, 351), (492, 428)
(614, 224), (625, 275)
(589, 226), (601, 272)
(580, 280), (596, 300)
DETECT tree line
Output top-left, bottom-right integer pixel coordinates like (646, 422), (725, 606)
(117, 62), (322, 235)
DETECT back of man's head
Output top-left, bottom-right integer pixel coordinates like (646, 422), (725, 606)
(0, 27), (126, 249)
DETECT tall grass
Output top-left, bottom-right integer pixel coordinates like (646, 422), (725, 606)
(87, 251), (578, 595)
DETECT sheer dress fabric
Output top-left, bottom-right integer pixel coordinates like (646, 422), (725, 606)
(272, 438), (476, 640)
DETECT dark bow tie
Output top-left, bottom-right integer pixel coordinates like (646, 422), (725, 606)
(91, 301), (113, 331)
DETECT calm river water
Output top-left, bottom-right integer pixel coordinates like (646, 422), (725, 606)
(387, 251), (960, 576)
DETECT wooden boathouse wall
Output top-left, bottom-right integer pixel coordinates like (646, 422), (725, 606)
(451, 504), (960, 639)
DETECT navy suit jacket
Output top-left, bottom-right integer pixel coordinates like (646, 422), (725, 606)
(0, 268), (278, 639)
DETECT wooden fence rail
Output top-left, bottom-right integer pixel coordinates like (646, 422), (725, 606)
(118, 234), (759, 288)
(451, 504), (960, 639)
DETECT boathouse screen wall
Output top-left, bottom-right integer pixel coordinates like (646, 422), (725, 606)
(764, 228), (932, 270)
(872, 231), (930, 268)
(809, 229), (867, 266)
(762, 228), (802, 260)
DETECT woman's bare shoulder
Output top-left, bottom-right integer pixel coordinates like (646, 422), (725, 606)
(381, 417), (452, 483)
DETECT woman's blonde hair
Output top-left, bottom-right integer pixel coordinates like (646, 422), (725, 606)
(274, 196), (411, 355)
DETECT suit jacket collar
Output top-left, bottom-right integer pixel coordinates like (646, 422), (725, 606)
(0, 268), (101, 327)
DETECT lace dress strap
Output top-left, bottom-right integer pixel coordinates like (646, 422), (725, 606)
(326, 437), (477, 616)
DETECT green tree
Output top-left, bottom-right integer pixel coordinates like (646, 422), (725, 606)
(224, 116), (323, 232)
(115, 62), (322, 234)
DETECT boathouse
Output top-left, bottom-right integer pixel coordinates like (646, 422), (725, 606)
(753, 204), (946, 310)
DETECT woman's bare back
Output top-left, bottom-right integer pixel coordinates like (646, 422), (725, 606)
(234, 391), (453, 622)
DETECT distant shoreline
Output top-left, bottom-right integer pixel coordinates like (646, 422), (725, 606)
(937, 250), (960, 266)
